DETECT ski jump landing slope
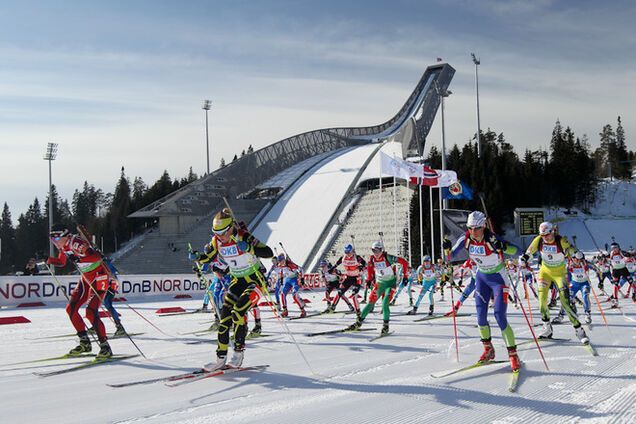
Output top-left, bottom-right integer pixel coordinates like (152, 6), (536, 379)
(252, 143), (381, 266)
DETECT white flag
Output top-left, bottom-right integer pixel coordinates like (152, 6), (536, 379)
(433, 169), (458, 187)
(380, 152), (423, 181)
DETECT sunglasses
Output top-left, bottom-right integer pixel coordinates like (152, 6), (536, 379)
(212, 226), (232, 236)
(467, 226), (484, 230)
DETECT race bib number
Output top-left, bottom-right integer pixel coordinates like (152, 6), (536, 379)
(375, 261), (394, 278)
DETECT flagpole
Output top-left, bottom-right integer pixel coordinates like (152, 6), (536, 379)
(407, 180), (412, 265)
(439, 187), (444, 261)
(393, 175), (398, 255)
(429, 185), (435, 262)
(419, 183), (424, 264)
(379, 151), (383, 238)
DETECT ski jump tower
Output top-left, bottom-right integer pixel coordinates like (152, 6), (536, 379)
(118, 63), (455, 273)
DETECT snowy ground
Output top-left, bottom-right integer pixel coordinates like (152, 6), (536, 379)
(1, 287), (635, 424)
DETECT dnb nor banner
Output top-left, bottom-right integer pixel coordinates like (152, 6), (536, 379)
(0, 274), (206, 306)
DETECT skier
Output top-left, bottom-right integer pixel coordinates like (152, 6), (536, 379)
(450, 211), (521, 372)
(407, 255), (439, 316)
(276, 254), (307, 318)
(445, 258), (477, 316)
(521, 221), (590, 345)
(625, 250), (636, 300)
(102, 277), (126, 337)
(327, 244), (366, 314)
(390, 265), (415, 306)
(266, 257), (283, 311)
(608, 243), (634, 305)
(518, 256), (538, 299)
(505, 259), (520, 308)
(346, 241), (409, 335)
(190, 208), (273, 371)
(566, 251), (594, 324)
(317, 259), (342, 313)
(47, 227), (113, 359)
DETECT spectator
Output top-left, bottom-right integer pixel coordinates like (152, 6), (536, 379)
(23, 258), (39, 276)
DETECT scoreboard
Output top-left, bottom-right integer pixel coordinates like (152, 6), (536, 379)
(514, 209), (544, 237)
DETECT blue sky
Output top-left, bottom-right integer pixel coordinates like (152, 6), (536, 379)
(1, 0), (635, 218)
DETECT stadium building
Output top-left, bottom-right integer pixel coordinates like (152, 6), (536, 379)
(115, 63), (455, 273)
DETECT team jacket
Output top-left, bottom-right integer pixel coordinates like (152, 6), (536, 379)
(47, 234), (104, 274)
(451, 229), (518, 274)
(331, 254), (367, 277)
(526, 234), (576, 269)
(196, 229), (273, 278)
(367, 253), (409, 283)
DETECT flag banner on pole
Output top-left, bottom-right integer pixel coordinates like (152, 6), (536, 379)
(408, 166), (457, 187)
(442, 180), (474, 200)
(380, 152), (423, 181)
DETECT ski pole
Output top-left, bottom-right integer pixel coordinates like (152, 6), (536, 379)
(448, 277), (460, 362)
(255, 272), (321, 377)
(510, 282), (549, 371)
(71, 263), (148, 359)
(521, 271), (534, 326)
(44, 263), (99, 344)
(589, 284), (610, 330)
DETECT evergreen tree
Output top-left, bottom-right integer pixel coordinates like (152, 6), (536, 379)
(108, 167), (131, 251)
(615, 116), (630, 178)
(0, 203), (16, 274)
(220, 157), (226, 168)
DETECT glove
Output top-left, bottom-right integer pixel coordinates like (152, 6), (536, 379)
(492, 240), (504, 251)
(188, 251), (199, 261)
(519, 254), (529, 263)
(67, 254), (79, 263)
(598, 282), (604, 290)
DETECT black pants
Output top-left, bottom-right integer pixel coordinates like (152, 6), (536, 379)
(216, 272), (261, 356)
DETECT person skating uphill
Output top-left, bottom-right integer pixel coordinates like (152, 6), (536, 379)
(521, 221), (590, 345)
(47, 227), (113, 359)
(345, 241), (408, 336)
(190, 209), (273, 371)
(450, 211), (521, 372)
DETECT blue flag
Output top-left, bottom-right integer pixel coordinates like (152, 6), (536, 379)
(442, 181), (473, 200)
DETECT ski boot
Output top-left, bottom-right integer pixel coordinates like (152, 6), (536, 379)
(281, 308), (288, 318)
(248, 323), (262, 337)
(228, 344), (245, 367)
(96, 341), (112, 360)
(548, 298), (557, 309)
(551, 310), (565, 324)
(575, 325), (589, 345)
(196, 304), (209, 313)
(409, 297), (414, 307)
(610, 297), (619, 309)
(345, 317), (363, 332)
(538, 321), (553, 339)
(584, 311), (592, 324)
(445, 301), (460, 317)
(428, 304), (434, 316)
(406, 306), (417, 315)
(68, 332), (92, 356)
(507, 346), (521, 372)
(113, 323), (127, 337)
(380, 321), (390, 336)
(478, 338), (495, 364)
(299, 309), (307, 319)
(204, 353), (227, 372)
